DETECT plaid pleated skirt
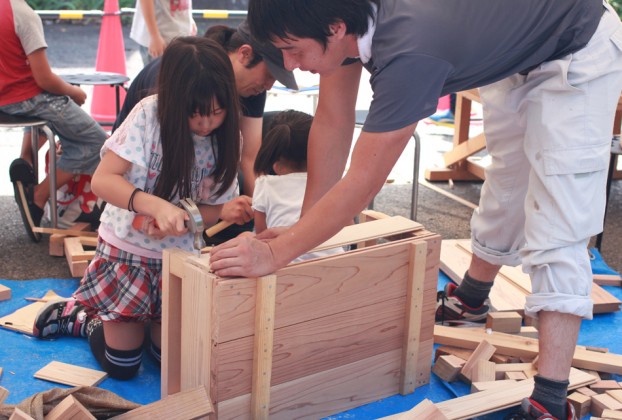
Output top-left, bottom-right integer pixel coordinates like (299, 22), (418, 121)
(73, 238), (162, 322)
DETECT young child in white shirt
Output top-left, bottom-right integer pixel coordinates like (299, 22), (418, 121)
(252, 110), (344, 262)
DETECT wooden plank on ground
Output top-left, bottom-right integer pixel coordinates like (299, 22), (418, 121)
(110, 386), (214, 420)
(0, 290), (63, 335)
(434, 325), (622, 375)
(396, 398), (448, 420)
(379, 368), (595, 420)
(34, 361), (107, 387)
(64, 236), (98, 277)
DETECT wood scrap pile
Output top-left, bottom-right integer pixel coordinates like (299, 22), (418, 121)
(380, 315), (622, 419)
(2, 386), (213, 420)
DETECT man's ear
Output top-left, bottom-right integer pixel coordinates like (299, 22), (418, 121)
(237, 44), (255, 66)
(328, 20), (347, 38)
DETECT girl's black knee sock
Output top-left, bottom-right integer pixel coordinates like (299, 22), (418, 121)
(87, 319), (143, 380)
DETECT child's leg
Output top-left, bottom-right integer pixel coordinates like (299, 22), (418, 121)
(88, 319), (145, 380)
(148, 322), (162, 365)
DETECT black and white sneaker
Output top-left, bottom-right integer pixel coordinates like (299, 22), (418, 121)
(435, 283), (490, 326)
(33, 298), (88, 339)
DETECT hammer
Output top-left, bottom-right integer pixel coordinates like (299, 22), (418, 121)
(132, 198), (205, 256)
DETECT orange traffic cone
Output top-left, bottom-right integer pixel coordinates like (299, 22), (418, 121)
(90, 0), (127, 124)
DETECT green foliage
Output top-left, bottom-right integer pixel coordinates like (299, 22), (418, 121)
(27, 0), (134, 11)
(611, 0), (622, 17)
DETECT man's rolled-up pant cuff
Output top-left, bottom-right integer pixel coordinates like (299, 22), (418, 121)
(525, 293), (594, 320)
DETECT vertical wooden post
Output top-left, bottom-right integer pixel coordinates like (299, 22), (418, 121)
(400, 241), (428, 395)
(161, 249), (183, 397)
(251, 274), (277, 419)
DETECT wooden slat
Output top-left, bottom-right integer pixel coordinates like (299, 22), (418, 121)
(161, 249), (183, 397)
(396, 399), (448, 420)
(111, 386), (214, 420)
(0, 386), (8, 404)
(400, 241), (429, 395)
(434, 325), (622, 374)
(380, 368), (595, 420)
(310, 216), (422, 252)
(180, 263), (214, 394)
(218, 349), (403, 420)
(217, 296), (406, 401)
(0, 290), (63, 335)
(443, 133), (486, 167)
(34, 361), (107, 387)
(251, 275), (277, 419)
(33, 226), (98, 237)
(215, 235), (440, 343)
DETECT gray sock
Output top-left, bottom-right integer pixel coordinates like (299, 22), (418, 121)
(531, 375), (569, 419)
(453, 271), (493, 308)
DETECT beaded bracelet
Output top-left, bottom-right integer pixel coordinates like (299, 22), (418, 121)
(128, 187), (142, 213)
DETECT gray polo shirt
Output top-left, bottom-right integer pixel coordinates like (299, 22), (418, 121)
(362, 0), (602, 132)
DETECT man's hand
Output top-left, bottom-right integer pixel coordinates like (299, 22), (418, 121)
(210, 232), (279, 277)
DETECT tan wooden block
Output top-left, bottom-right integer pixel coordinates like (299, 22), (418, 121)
(49, 222), (92, 257)
(486, 311), (522, 334)
(591, 394), (622, 417)
(64, 236), (97, 277)
(460, 339), (497, 383)
(34, 361), (107, 387)
(45, 394), (95, 420)
(606, 389), (622, 404)
(9, 408), (34, 420)
(0, 385), (8, 404)
(579, 386), (599, 397)
(600, 409), (622, 419)
(568, 391), (591, 419)
(515, 326), (539, 339)
(470, 379), (517, 393)
(471, 360), (496, 383)
(591, 380), (621, 394)
(504, 371), (528, 381)
(433, 354), (465, 383)
(491, 353), (521, 364)
(434, 345), (472, 362)
(495, 363), (536, 381)
(110, 386), (213, 419)
(0, 284), (10, 301)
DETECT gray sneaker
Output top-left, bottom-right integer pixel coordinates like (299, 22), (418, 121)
(435, 283), (490, 326)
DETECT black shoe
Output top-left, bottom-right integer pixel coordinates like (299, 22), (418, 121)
(33, 298), (88, 339)
(10, 158), (42, 242)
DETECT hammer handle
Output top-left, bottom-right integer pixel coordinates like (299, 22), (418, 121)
(205, 220), (233, 237)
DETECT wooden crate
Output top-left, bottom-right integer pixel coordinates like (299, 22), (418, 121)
(161, 212), (441, 419)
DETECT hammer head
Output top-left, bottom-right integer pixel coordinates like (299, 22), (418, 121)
(179, 198), (205, 252)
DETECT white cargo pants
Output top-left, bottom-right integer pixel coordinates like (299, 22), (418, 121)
(471, 1), (622, 319)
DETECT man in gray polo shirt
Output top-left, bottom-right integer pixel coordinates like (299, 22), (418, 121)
(210, 1), (622, 418)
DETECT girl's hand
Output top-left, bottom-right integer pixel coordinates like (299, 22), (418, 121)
(220, 196), (253, 225)
(149, 201), (189, 237)
(210, 232), (278, 277)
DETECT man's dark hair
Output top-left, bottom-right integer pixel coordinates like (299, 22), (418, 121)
(248, 0), (379, 49)
(205, 25), (263, 68)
